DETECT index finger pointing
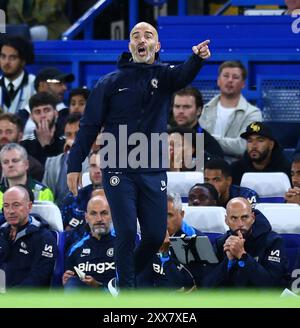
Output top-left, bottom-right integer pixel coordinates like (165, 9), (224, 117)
(198, 40), (210, 48)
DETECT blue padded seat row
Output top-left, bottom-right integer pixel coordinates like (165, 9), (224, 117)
(167, 172), (204, 203)
(30, 201), (65, 287)
(256, 205), (300, 272)
(4, 24), (31, 40)
(182, 205), (227, 234)
(240, 172), (291, 203)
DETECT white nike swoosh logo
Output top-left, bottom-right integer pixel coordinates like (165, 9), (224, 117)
(160, 186), (167, 191)
(118, 88), (129, 92)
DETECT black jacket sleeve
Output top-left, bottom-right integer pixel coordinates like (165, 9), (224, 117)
(163, 54), (204, 93)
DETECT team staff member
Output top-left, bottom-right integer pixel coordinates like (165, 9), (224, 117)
(137, 192), (201, 289)
(203, 197), (289, 288)
(0, 186), (57, 287)
(63, 196), (115, 289)
(67, 21), (211, 289)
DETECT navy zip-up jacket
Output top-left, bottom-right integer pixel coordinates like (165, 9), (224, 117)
(203, 210), (289, 288)
(0, 215), (57, 288)
(66, 232), (115, 286)
(60, 184), (94, 229)
(136, 221), (212, 288)
(68, 52), (204, 173)
(220, 185), (259, 208)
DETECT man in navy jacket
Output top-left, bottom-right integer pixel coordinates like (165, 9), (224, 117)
(203, 197), (289, 288)
(137, 192), (209, 290)
(67, 21), (211, 289)
(0, 185), (57, 288)
(62, 195), (115, 289)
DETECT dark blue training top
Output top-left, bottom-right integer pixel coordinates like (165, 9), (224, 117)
(0, 216), (57, 287)
(66, 232), (115, 286)
(203, 210), (290, 288)
(68, 52), (204, 173)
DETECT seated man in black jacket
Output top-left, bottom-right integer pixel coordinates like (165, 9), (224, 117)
(203, 197), (289, 288)
(170, 87), (224, 162)
(231, 122), (291, 185)
(21, 92), (65, 165)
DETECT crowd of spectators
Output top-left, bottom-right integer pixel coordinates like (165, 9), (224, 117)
(0, 0), (300, 293)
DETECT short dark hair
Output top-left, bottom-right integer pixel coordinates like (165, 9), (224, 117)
(218, 61), (247, 81)
(205, 158), (232, 178)
(188, 182), (219, 204)
(172, 86), (203, 109)
(29, 92), (58, 112)
(69, 88), (90, 102)
(65, 113), (82, 125)
(0, 36), (34, 64)
(0, 113), (24, 133)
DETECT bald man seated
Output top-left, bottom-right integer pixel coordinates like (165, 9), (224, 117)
(203, 197), (289, 288)
(62, 195), (116, 290)
(0, 185), (57, 288)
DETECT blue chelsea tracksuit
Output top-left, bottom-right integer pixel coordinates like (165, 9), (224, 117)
(65, 232), (115, 289)
(136, 221), (207, 289)
(0, 216), (57, 288)
(203, 210), (289, 288)
(67, 52), (204, 287)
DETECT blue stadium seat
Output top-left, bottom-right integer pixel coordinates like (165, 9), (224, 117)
(5, 24), (31, 40)
(30, 202), (64, 286)
(191, 79), (219, 104)
(240, 172), (291, 203)
(183, 205), (226, 243)
(256, 205), (300, 272)
(257, 77), (300, 122)
(264, 121), (300, 149)
(82, 172), (91, 187)
(31, 201), (63, 232)
(167, 172), (203, 203)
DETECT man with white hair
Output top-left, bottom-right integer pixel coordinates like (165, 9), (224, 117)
(137, 192), (212, 289)
(0, 143), (53, 212)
